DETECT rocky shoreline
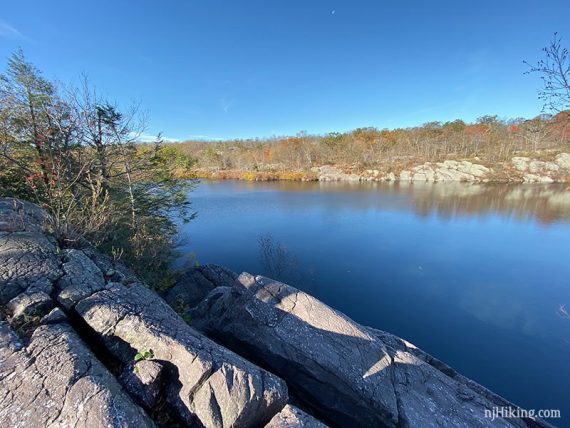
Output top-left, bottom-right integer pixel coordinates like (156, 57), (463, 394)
(193, 153), (570, 184)
(0, 198), (555, 427)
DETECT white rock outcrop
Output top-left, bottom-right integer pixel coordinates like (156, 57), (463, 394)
(399, 160), (491, 183)
(511, 153), (570, 183)
(555, 153), (570, 170)
(307, 153), (570, 183)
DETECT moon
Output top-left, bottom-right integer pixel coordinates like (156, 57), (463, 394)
(331, 10), (336, 15)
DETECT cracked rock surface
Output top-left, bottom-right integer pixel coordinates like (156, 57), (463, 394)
(190, 273), (552, 428)
(74, 281), (288, 427)
(0, 231), (61, 304)
(56, 249), (106, 309)
(0, 319), (154, 428)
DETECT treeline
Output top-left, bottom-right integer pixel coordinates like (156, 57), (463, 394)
(0, 51), (195, 287)
(175, 113), (570, 177)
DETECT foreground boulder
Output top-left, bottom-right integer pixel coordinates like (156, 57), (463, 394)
(73, 281), (288, 427)
(191, 273), (549, 428)
(0, 319), (153, 428)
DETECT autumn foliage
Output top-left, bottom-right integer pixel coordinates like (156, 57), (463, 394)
(174, 113), (570, 179)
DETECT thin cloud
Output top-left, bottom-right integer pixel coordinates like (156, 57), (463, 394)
(132, 132), (180, 143)
(0, 19), (33, 43)
(132, 132), (225, 143)
(220, 97), (234, 113)
(186, 135), (225, 141)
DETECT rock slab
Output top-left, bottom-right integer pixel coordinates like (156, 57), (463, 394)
(191, 273), (548, 428)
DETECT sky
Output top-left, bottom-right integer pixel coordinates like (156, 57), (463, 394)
(1, 0), (569, 141)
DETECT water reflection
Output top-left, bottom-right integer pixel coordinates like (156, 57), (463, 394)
(220, 180), (570, 224)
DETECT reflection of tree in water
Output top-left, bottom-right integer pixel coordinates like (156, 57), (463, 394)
(257, 234), (319, 293)
(258, 234), (298, 281)
(403, 183), (570, 224)
(230, 181), (570, 225)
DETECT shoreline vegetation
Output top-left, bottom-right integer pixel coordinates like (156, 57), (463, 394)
(169, 113), (570, 183)
(185, 151), (570, 183)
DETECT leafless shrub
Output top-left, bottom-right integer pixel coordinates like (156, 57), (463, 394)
(258, 233), (298, 281)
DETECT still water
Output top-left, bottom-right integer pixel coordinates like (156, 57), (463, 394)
(177, 180), (570, 424)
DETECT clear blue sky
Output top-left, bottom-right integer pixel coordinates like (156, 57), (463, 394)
(1, 0), (568, 140)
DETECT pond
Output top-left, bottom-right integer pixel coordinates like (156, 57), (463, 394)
(177, 180), (570, 424)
